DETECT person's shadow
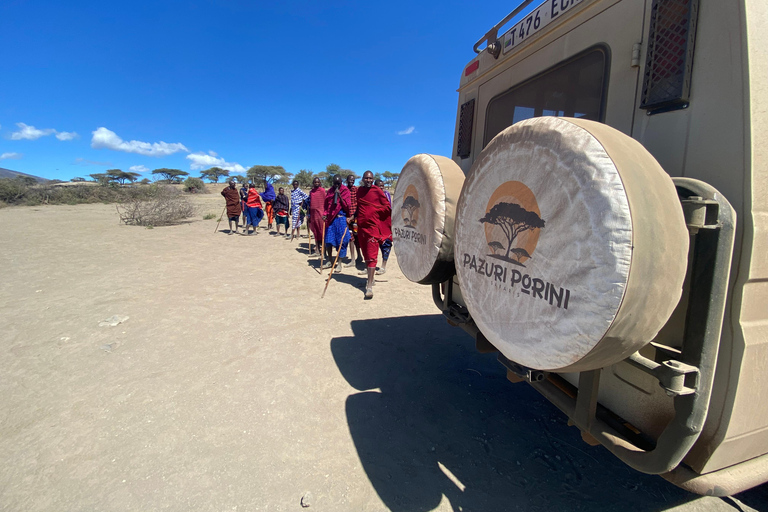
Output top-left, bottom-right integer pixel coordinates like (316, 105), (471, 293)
(331, 315), (766, 512)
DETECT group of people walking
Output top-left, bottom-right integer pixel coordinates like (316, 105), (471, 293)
(220, 171), (393, 299)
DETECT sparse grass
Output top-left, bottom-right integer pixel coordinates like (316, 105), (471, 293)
(203, 212), (217, 220)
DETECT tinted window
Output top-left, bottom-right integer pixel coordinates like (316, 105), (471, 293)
(484, 47), (609, 146)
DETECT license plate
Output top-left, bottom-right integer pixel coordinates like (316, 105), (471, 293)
(502, 0), (584, 54)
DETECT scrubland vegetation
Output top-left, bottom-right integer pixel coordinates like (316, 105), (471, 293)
(0, 177), (197, 226)
(0, 176), (128, 207)
(116, 185), (197, 227)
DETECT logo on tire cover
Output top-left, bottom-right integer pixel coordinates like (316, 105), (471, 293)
(460, 180), (570, 310)
(401, 185), (420, 228)
(480, 181), (545, 266)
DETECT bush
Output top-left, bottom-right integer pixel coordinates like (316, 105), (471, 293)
(0, 177), (30, 204)
(183, 177), (207, 193)
(116, 185), (197, 226)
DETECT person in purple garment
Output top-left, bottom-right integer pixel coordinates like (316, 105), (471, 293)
(260, 180), (276, 230)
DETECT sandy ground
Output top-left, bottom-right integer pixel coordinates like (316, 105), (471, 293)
(1, 195), (767, 512)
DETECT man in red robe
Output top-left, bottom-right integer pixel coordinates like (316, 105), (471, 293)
(354, 171), (392, 299)
(220, 179), (241, 234)
(308, 177), (327, 255)
(346, 173), (362, 266)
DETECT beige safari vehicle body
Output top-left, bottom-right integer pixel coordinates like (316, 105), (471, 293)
(396, 0), (768, 496)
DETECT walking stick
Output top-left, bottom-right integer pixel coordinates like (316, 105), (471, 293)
(321, 225), (349, 298)
(214, 206), (226, 234)
(319, 220), (326, 274)
(307, 219), (313, 255)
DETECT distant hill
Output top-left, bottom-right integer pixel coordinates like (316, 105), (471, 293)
(0, 167), (50, 183)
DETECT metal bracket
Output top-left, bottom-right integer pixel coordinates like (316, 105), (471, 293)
(432, 281), (472, 325)
(626, 353), (700, 397)
(497, 354), (548, 383)
(680, 195), (719, 234)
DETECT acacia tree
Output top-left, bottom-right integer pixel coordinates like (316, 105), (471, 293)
(510, 247), (532, 264)
(479, 202), (545, 261)
(273, 168), (293, 185)
(401, 195), (421, 227)
(247, 165), (292, 185)
(382, 171), (400, 189)
(294, 169), (314, 188)
(71, 177), (86, 182)
(341, 169), (359, 184)
(152, 168), (189, 183)
(89, 173), (112, 186)
(200, 167), (229, 183)
(315, 171), (333, 187)
(106, 169), (141, 185)
(488, 241), (504, 255)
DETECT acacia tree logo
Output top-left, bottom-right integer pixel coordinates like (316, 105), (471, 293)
(401, 184), (420, 228)
(480, 182), (545, 267)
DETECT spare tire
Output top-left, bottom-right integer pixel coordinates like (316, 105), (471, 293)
(393, 154), (465, 284)
(454, 117), (689, 372)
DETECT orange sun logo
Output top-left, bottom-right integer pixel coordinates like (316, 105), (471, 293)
(480, 181), (545, 266)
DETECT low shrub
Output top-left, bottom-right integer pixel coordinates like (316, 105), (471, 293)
(0, 177), (30, 204)
(203, 212), (217, 220)
(183, 177), (207, 193)
(116, 185), (197, 226)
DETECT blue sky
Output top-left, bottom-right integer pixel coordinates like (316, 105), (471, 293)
(1, 1), (522, 181)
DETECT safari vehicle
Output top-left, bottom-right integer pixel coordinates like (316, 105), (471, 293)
(392, 0), (768, 496)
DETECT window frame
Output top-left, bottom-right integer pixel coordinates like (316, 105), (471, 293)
(483, 44), (612, 148)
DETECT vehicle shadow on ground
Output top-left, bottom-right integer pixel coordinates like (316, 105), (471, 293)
(330, 315), (766, 512)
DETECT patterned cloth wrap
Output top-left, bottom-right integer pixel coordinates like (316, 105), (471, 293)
(325, 213), (351, 258)
(290, 188), (309, 227)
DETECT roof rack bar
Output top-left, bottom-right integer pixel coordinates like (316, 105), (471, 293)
(473, 0), (537, 54)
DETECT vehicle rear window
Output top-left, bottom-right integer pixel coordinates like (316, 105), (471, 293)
(484, 47), (609, 147)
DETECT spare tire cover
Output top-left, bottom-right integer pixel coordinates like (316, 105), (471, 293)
(393, 154), (465, 284)
(454, 117), (689, 372)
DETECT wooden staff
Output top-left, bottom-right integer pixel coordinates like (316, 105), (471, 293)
(307, 217), (313, 254)
(213, 206), (226, 234)
(321, 225), (349, 298)
(319, 220), (326, 274)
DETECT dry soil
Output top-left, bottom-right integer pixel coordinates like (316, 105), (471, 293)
(1, 196), (767, 511)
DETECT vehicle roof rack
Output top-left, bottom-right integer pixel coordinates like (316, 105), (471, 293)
(473, 0), (537, 54)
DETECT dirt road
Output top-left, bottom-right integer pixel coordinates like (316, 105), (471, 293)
(1, 197), (766, 511)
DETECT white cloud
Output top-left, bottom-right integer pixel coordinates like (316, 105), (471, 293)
(0, 152), (22, 160)
(129, 165), (150, 173)
(11, 123), (55, 140)
(91, 127), (189, 157)
(397, 126), (416, 135)
(9, 122), (78, 141)
(186, 151), (245, 174)
(55, 131), (78, 141)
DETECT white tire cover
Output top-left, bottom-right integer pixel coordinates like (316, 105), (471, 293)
(454, 117), (689, 372)
(393, 154), (465, 284)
